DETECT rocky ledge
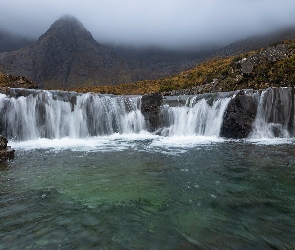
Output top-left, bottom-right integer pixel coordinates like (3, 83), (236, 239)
(0, 72), (38, 95)
(0, 136), (15, 162)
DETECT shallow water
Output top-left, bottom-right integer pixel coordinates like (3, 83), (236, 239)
(1, 136), (295, 249)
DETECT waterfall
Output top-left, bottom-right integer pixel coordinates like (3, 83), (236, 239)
(1, 87), (295, 142)
(0, 90), (146, 141)
(159, 95), (231, 137)
(249, 87), (294, 139)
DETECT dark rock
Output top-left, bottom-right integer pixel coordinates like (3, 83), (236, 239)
(0, 135), (8, 150)
(0, 136), (14, 161)
(220, 90), (258, 139)
(0, 147), (15, 161)
(141, 93), (163, 132)
(241, 59), (254, 74)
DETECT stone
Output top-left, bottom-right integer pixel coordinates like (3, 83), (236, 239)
(141, 93), (163, 132)
(0, 136), (15, 161)
(220, 90), (258, 139)
(0, 135), (8, 150)
(241, 60), (254, 74)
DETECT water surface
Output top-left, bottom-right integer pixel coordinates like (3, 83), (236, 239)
(1, 136), (295, 249)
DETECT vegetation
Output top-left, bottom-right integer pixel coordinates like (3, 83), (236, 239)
(0, 72), (37, 89)
(71, 40), (295, 95)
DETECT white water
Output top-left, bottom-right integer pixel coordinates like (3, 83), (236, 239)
(2, 88), (295, 150)
(249, 88), (293, 139)
(159, 96), (231, 137)
(0, 91), (145, 141)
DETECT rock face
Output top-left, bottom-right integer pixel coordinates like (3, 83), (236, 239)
(0, 136), (14, 161)
(0, 15), (131, 89)
(220, 90), (258, 139)
(141, 93), (163, 132)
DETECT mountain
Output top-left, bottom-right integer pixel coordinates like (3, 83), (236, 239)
(0, 16), (219, 89)
(0, 15), (131, 89)
(215, 26), (295, 57)
(0, 30), (35, 53)
(1, 16), (295, 91)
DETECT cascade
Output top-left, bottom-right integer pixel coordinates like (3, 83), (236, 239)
(0, 89), (145, 141)
(1, 87), (294, 142)
(250, 87), (294, 139)
(159, 93), (232, 137)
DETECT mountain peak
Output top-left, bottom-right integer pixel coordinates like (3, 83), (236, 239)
(51, 15), (85, 30)
(39, 15), (93, 42)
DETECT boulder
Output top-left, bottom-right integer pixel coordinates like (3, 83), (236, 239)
(0, 136), (8, 150)
(220, 90), (258, 139)
(0, 136), (15, 161)
(141, 93), (162, 132)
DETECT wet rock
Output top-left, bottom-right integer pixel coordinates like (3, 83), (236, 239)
(220, 90), (258, 139)
(0, 136), (8, 150)
(0, 136), (15, 161)
(141, 93), (163, 132)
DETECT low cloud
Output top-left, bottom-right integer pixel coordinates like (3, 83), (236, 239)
(1, 0), (295, 49)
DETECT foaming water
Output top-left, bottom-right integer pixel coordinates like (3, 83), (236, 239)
(0, 91), (145, 140)
(249, 87), (293, 139)
(247, 138), (295, 145)
(10, 134), (226, 154)
(159, 96), (231, 137)
(9, 132), (155, 151)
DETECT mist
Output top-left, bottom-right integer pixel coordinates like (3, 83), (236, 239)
(1, 0), (295, 49)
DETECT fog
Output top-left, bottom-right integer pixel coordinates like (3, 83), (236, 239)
(1, 0), (295, 49)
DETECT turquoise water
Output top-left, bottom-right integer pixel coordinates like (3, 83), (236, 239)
(1, 137), (295, 249)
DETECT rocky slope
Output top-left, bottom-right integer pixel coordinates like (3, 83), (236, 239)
(215, 26), (295, 57)
(0, 15), (131, 89)
(0, 72), (38, 94)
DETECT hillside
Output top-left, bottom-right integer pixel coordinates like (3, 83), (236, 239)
(215, 26), (295, 57)
(0, 72), (37, 90)
(71, 40), (295, 95)
(0, 16), (131, 89)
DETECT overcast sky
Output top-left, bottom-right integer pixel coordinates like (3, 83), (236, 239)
(1, 0), (295, 49)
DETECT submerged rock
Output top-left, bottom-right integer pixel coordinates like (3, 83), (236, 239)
(0, 136), (15, 161)
(220, 90), (258, 139)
